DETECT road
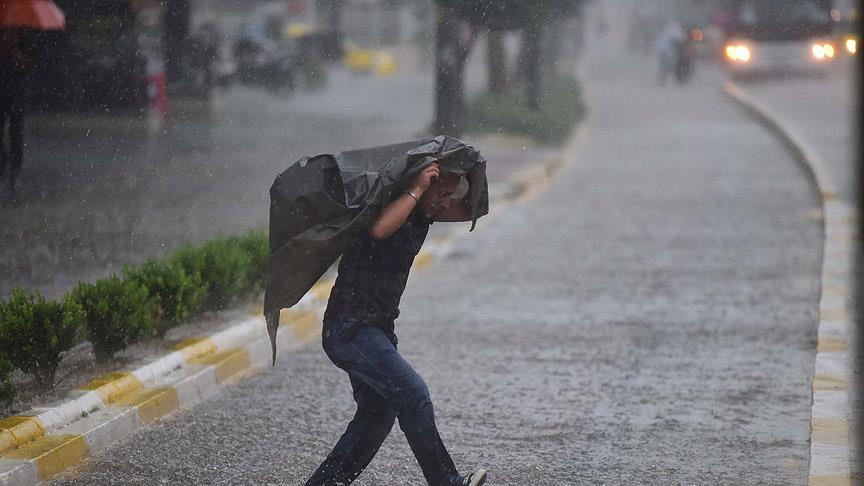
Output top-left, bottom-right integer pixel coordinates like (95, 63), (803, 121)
(51, 7), (832, 486)
(0, 50), (437, 299)
(730, 61), (857, 202)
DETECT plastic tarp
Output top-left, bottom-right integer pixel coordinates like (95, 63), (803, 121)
(263, 135), (489, 364)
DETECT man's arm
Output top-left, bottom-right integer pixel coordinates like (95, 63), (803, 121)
(368, 164), (439, 240)
(368, 191), (423, 240)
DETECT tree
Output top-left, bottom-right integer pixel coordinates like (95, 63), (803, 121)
(314, 0), (346, 60)
(437, 0), (584, 32)
(486, 30), (506, 93)
(433, 0), (586, 127)
(432, 4), (476, 136)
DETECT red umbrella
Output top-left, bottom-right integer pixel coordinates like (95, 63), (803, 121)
(0, 0), (65, 31)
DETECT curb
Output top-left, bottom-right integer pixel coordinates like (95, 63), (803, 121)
(0, 308), (323, 485)
(0, 129), (584, 484)
(723, 81), (856, 486)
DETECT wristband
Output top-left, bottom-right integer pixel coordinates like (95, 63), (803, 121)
(406, 191), (420, 203)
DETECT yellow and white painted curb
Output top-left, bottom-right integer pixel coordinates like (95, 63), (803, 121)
(724, 81), (856, 486)
(0, 130), (584, 485)
(0, 304), (325, 485)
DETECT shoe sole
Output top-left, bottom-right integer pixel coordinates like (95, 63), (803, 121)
(468, 468), (487, 486)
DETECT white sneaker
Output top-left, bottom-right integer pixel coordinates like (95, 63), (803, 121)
(462, 468), (487, 486)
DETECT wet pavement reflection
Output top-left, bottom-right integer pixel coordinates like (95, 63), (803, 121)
(1, 58), (434, 299)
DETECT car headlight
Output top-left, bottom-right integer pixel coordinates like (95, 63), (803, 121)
(812, 43), (825, 59)
(725, 44), (751, 62)
(811, 42), (836, 60)
(846, 37), (857, 55)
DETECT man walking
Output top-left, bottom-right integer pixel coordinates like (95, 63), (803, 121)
(306, 162), (487, 486)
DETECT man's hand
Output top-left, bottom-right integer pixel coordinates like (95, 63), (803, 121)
(411, 163), (440, 194)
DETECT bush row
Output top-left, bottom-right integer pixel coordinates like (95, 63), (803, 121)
(465, 78), (586, 145)
(0, 230), (268, 405)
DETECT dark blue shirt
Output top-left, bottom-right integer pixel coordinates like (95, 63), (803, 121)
(324, 210), (432, 338)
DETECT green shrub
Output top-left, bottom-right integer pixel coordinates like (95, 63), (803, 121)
(0, 289), (84, 389)
(171, 238), (252, 311)
(123, 260), (206, 336)
(466, 78), (586, 145)
(0, 229), (269, 382)
(72, 276), (157, 361)
(0, 358), (16, 408)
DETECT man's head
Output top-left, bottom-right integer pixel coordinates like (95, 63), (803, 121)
(418, 172), (463, 219)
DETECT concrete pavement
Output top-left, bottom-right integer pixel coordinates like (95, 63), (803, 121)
(52, 18), (824, 486)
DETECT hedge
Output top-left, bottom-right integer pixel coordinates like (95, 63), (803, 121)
(0, 229), (269, 392)
(0, 289), (84, 389)
(172, 238), (252, 311)
(123, 260), (206, 336)
(465, 78), (586, 145)
(72, 276), (158, 362)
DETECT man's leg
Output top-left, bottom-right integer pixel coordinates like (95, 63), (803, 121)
(306, 375), (396, 485)
(335, 327), (461, 486)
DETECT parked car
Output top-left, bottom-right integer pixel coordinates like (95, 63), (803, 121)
(343, 41), (395, 77)
(233, 35), (298, 90)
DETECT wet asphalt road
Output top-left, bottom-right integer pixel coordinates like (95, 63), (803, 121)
(52, 10), (827, 486)
(731, 61), (857, 202)
(0, 49), (436, 299)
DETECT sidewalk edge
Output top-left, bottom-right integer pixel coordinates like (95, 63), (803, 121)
(723, 80), (855, 485)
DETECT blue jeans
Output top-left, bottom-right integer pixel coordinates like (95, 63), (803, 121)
(306, 318), (461, 486)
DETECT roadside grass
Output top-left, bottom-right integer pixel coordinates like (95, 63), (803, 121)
(465, 78), (586, 146)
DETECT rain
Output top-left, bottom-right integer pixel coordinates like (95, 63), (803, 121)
(0, 0), (861, 484)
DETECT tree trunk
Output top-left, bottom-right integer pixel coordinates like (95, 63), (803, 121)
(433, 5), (473, 136)
(315, 0), (345, 59)
(486, 30), (506, 93)
(522, 21), (543, 110)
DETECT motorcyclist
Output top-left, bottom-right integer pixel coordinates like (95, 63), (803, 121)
(654, 19), (685, 85)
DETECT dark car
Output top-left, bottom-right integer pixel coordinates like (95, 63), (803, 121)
(233, 35), (297, 90)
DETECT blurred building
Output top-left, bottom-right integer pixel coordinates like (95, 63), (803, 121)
(24, 0), (425, 113)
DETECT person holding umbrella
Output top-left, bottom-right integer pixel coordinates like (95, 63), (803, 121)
(0, 0), (64, 202)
